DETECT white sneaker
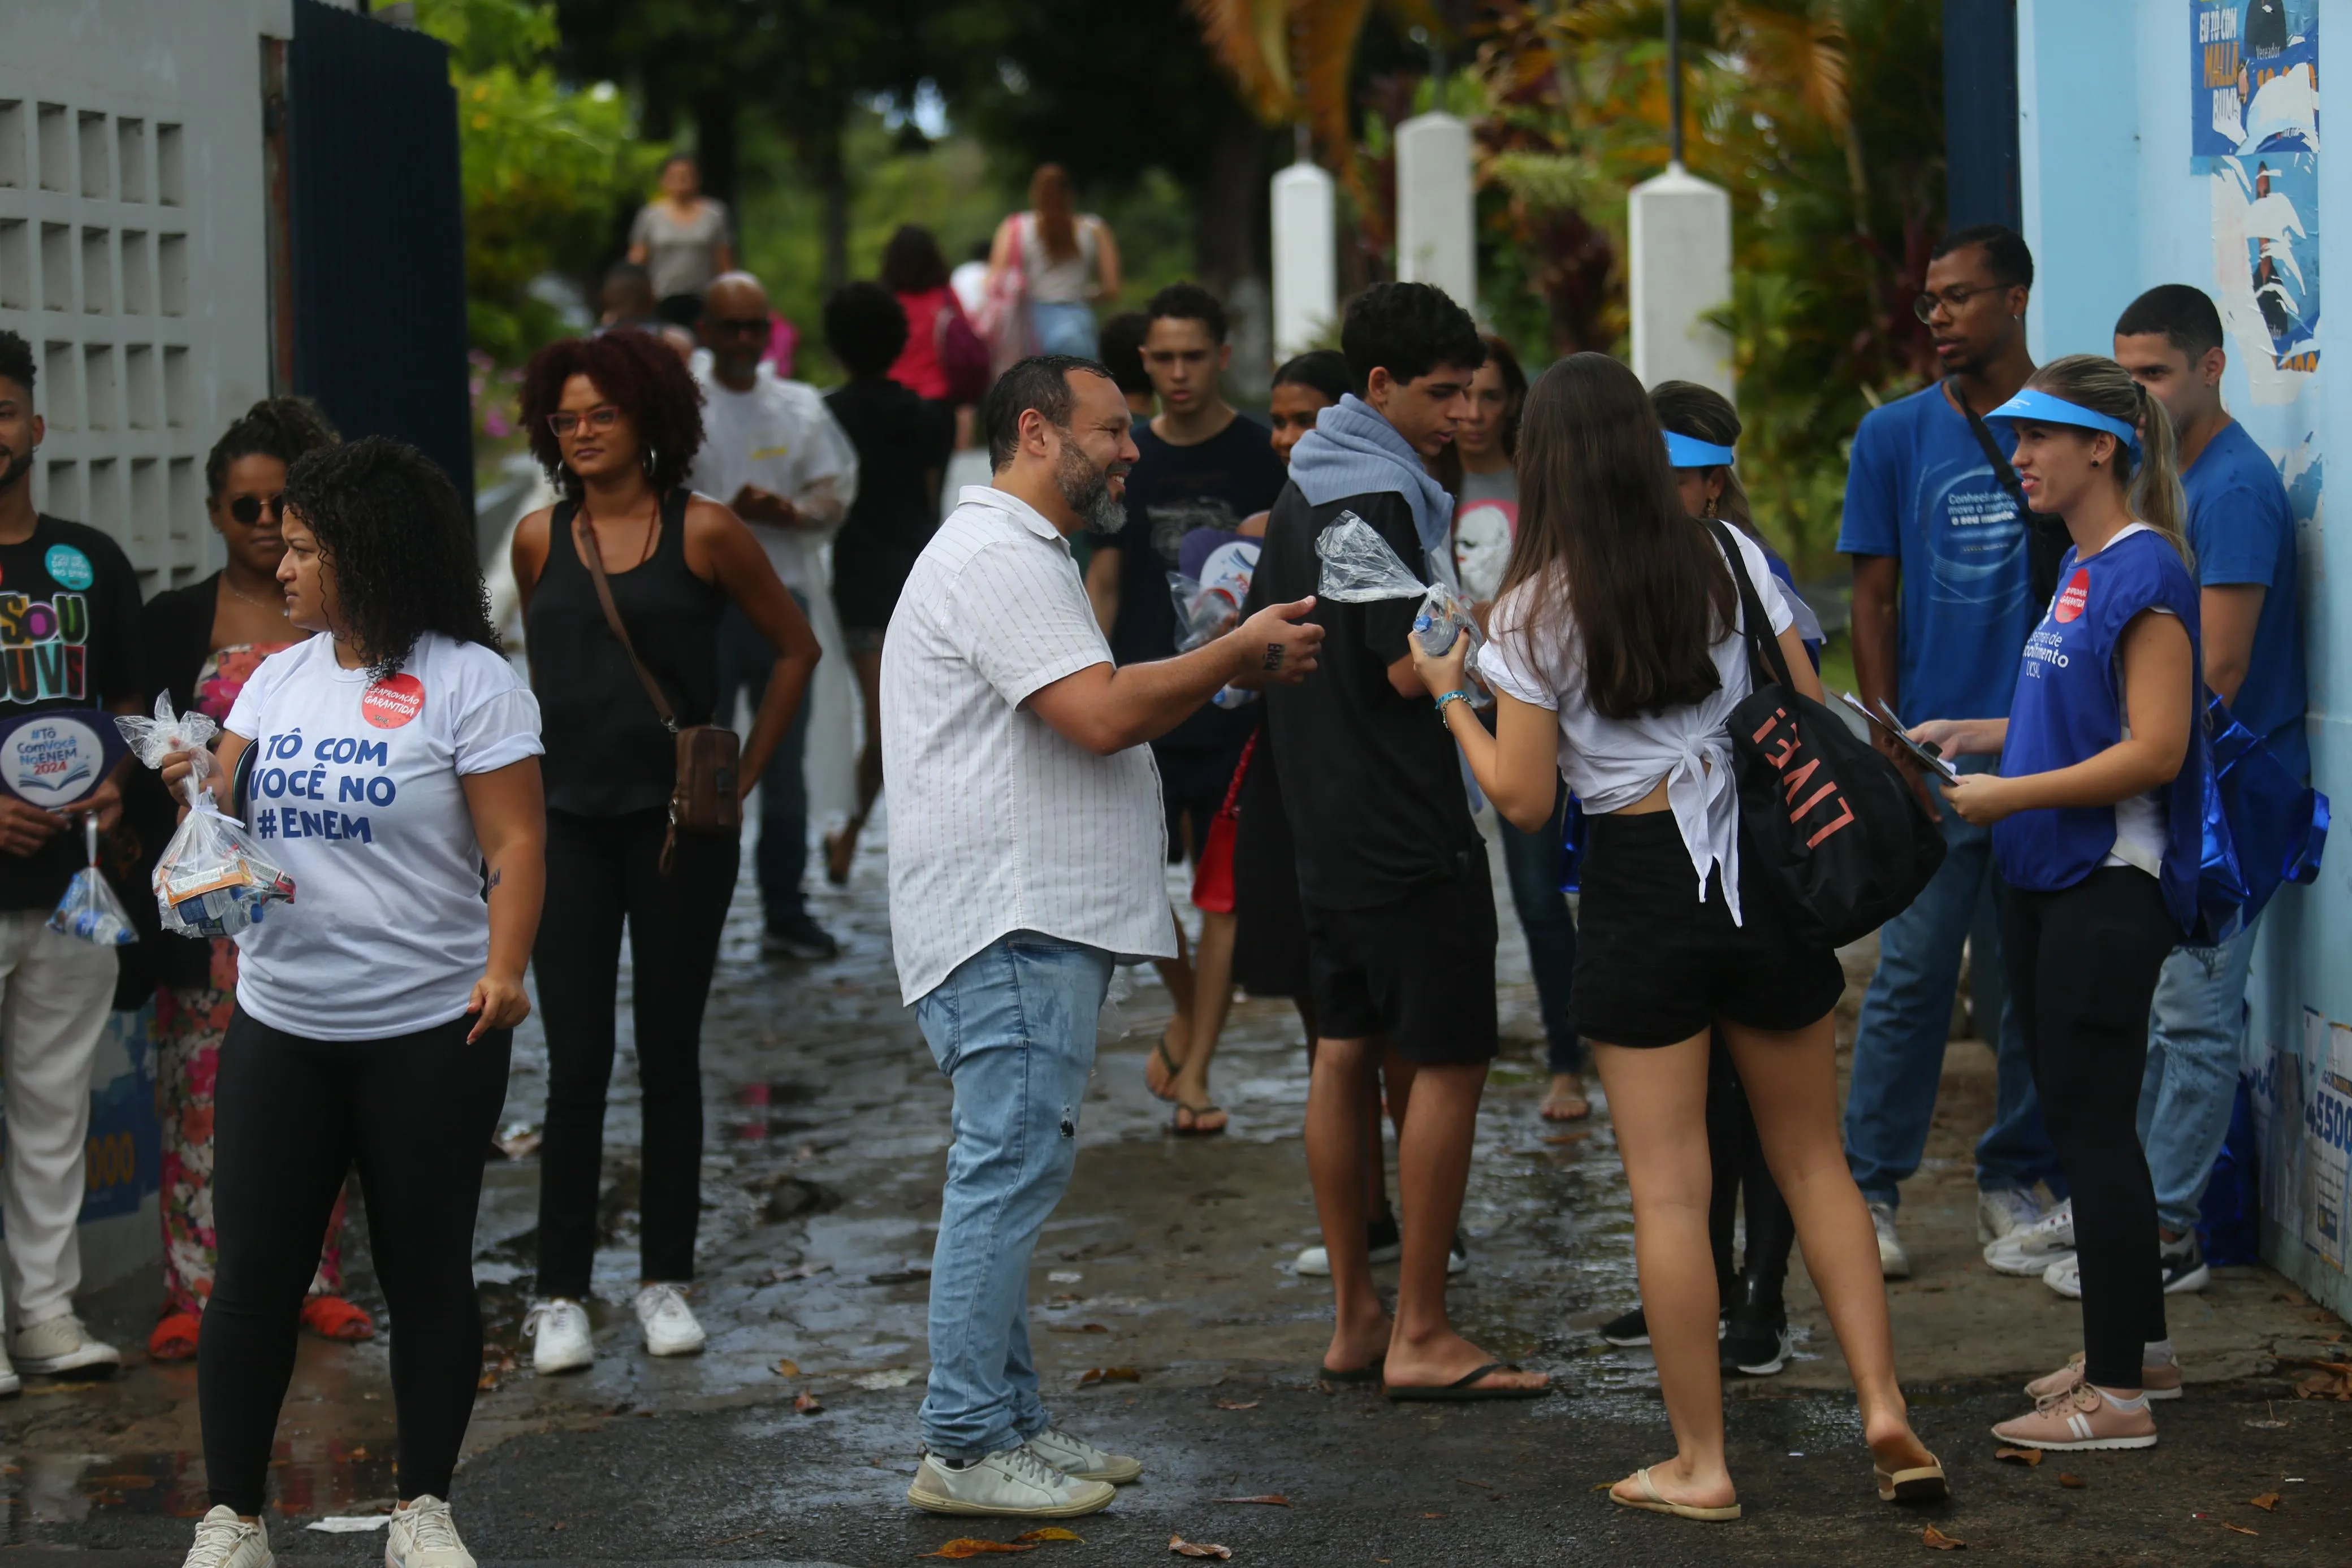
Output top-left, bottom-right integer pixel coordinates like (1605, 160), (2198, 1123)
(1024, 1425), (1143, 1484)
(1977, 1187), (2044, 1244)
(12, 1313), (121, 1375)
(386, 1494), (475, 1567)
(1984, 1198), (2075, 1276)
(1295, 1217), (1404, 1276)
(906, 1445), (1117, 1518)
(1867, 1201), (1911, 1279)
(633, 1283), (706, 1357)
(523, 1298), (593, 1374)
(180, 1505), (272, 1567)
(0, 1344), (19, 1398)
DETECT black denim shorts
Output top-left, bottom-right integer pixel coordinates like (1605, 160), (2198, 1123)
(1570, 812), (1844, 1049)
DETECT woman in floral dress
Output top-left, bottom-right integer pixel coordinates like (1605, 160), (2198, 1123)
(132, 400), (373, 1361)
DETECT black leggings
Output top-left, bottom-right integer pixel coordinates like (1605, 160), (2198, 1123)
(201, 1007), (510, 1514)
(2003, 867), (2178, 1389)
(1706, 1034), (1795, 1309)
(534, 807), (737, 1298)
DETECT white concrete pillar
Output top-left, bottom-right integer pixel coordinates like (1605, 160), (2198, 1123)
(1394, 111), (1476, 310)
(1628, 162), (1733, 396)
(1270, 159), (1337, 360)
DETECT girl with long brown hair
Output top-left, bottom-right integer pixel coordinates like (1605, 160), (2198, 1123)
(984, 164), (1123, 358)
(1414, 352), (1943, 1520)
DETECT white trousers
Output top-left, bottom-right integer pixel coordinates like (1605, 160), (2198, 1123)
(0, 910), (117, 1327)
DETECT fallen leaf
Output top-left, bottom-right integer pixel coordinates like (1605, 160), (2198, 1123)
(921, 1540), (1039, 1558)
(1079, 1367), (1142, 1386)
(1420, 1511), (1444, 1518)
(1922, 1524), (1966, 1550)
(864, 1267), (933, 1285)
(1455, 1477), (1496, 1490)
(850, 1367), (918, 1390)
(1992, 1446), (2043, 1467)
(1212, 1399), (1260, 1411)
(1050, 1323), (1111, 1335)
(1589, 1482), (1616, 1492)
(2221, 1522), (2258, 1536)
(1169, 1537), (1233, 1560)
(2059, 1473), (2085, 1489)
(2248, 1492), (2282, 1511)
(1212, 1494), (1291, 1506)
(793, 1391), (823, 1415)
(773, 1359), (801, 1378)
(1541, 1130), (1587, 1145)
(1014, 1528), (1083, 1543)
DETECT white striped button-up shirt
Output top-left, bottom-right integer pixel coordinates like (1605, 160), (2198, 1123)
(882, 485), (1174, 1003)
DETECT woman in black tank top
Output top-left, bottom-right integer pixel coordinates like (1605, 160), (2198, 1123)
(511, 330), (819, 1371)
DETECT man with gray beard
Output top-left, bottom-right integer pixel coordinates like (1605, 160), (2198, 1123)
(881, 356), (1324, 1518)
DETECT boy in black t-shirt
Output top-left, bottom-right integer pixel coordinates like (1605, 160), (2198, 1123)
(0, 332), (145, 1381)
(1247, 285), (1546, 1399)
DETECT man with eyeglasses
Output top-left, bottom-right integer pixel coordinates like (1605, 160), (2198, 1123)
(1835, 224), (2065, 1280)
(685, 272), (861, 960)
(0, 331), (146, 1385)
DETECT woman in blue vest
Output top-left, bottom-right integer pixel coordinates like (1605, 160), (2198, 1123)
(1913, 354), (2202, 1453)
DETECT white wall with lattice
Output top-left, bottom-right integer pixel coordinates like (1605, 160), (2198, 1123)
(0, 0), (309, 591)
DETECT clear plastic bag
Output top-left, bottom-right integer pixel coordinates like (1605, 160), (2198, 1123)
(1313, 512), (1489, 698)
(48, 815), (135, 947)
(1166, 573), (1242, 653)
(116, 694), (295, 939)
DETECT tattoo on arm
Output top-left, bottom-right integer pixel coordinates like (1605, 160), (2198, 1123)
(488, 868), (503, 890)
(1263, 643), (1285, 672)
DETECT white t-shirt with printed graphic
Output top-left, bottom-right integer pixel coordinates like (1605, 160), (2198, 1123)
(224, 633), (543, 1041)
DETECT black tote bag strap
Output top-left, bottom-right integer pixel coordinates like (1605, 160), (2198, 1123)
(1706, 518), (1797, 698)
(1954, 381), (2033, 516)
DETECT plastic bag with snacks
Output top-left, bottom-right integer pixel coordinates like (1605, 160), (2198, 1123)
(116, 694), (295, 938)
(48, 814), (135, 947)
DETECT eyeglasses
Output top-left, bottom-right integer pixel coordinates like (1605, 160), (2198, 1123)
(226, 493), (284, 525)
(707, 317), (771, 337)
(1913, 283), (2005, 323)
(547, 405), (622, 438)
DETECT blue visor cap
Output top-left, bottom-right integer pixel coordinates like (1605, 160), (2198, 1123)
(1986, 387), (2141, 454)
(1664, 431), (1737, 469)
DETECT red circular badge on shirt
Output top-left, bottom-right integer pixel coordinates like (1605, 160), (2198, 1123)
(361, 673), (426, 729)
(2054, 567), (2091, 625)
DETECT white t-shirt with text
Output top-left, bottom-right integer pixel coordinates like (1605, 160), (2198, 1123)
(224, 633), (543, 1041)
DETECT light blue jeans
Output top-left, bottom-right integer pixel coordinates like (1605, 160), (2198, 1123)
(2137, 917), (2261, 1237)
(1028, 301), (1098, 359)
(1843, 758), (2062, 1207)
(915, 930), (1114, 1462)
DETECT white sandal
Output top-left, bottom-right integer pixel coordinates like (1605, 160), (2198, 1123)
(1609, 1466), (1741, 1522)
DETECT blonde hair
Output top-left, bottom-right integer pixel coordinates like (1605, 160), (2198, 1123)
(2026, 353), (2192, 569)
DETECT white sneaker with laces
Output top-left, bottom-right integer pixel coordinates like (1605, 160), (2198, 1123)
(1024, 1425), (1143, 1484)
(1984, 1197), (2075, 1276)
(386, 1494), (475, 1568)
(179, 1505), (272, 1568)
(906, 1444), (1117, 1518)
(634, 1283), (706, 1356)
(12, 1313), (121, 1375)
(1867, 1201), (1911, 1279)
(1977, 1187), (2044, 1244)
(523, 1298), (593, 1374)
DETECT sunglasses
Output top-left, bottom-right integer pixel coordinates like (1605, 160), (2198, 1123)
(547, 405), (622, 438)
(226, 493), (285, 525)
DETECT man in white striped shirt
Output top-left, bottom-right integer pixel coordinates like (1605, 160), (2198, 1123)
(885, 356), (1324, 1519)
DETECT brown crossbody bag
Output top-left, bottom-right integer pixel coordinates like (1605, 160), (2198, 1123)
(574, 512), (740, 872)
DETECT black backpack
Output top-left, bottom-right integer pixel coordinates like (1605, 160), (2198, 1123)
(1709, 521), (1946, 947)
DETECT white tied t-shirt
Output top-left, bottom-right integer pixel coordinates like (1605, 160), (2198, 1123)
(1475, 528), (1794, 924)
(224, 633), (544, 1041)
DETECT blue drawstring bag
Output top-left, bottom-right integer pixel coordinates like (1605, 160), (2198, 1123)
(2193, 695), (2327, 945)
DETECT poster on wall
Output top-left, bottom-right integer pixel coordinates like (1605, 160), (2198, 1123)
(2193, 0), (2320, 170)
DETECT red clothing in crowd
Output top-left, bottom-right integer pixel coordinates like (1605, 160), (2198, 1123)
(888, 286), (958, 400)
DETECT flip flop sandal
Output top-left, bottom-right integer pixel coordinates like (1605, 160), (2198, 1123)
(148, 1311), (200, 1363)
(1609, 1466), (1742, 1522)
(1383, 1362), (1551, 1402)
(300, 1294), (377, 1342)
(1317, 1358), (1385, 1385)
(1146, 1034), (1185, 1102)
(1874, 1454), (1948, 1502)
(1171, 1102), (1228, 1137)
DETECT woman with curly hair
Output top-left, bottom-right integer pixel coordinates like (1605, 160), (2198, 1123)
(133, 397), (375, 1367)
(159, 435), (546, 1568)
(509, 327), (819, 1375)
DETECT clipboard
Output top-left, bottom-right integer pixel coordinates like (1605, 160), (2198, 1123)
(1837, 692), (1961, 784)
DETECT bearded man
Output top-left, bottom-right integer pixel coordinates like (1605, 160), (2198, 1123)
(879, 356), (1324, 1519)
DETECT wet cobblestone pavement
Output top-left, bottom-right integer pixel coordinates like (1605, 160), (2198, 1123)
(0, 811), (2347, 1563)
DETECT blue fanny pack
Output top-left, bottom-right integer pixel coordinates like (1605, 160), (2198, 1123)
(2194, 693), (2328, 945)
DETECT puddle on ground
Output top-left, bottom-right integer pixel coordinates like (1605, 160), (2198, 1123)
(0, 1442), (399, 1524)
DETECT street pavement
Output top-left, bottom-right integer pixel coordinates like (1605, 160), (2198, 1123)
(1, 810), (2347, 1564)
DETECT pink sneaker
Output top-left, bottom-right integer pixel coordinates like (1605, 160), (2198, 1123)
(2024, 1351), (2182, 1402)
(1991, 1382), (2158, 1451)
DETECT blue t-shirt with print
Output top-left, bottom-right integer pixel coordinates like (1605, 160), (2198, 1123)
(2184, 420), (2307, 780)
(1837, 384), (2034, 721)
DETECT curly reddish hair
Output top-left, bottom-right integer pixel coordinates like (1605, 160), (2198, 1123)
(519, 328), (706, 499)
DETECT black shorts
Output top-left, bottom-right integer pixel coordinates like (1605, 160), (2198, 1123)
(1156, 737), (1251, 863)
(1303, 855), (1498, 1065)
(1571, 812), (1844, 1050)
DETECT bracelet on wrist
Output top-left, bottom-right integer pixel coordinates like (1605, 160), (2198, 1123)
(1433, 688), (1473, 715)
